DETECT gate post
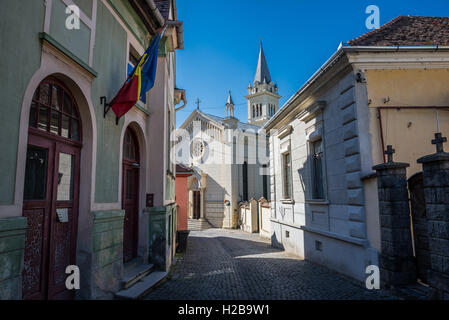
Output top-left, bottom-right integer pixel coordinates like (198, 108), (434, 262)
(373, 145), (416, 288)
(418, 133), (449, 300)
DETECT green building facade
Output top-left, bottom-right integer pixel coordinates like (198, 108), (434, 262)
(0, 0), (184, 299)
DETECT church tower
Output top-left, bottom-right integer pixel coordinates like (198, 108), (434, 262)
(246, 41), (280, 127)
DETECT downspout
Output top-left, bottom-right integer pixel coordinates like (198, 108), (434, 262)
(377, 108), (386, 163)
(145, 0), (165, 27)
(166, 20), (184, 50)
(174, 89), (187, 112)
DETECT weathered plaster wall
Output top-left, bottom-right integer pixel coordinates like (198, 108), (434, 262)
(148, 57), (168, 207)
(270, 71), (377, 281)
(0, 217), (27, 300)
(50, 0), (91, 64)
(366, 68), (449, 178)
(92, 0), (127, 203)
(107, 0), (149, 47)
(0, 0), (45, 205)
(89, 210), (124, 299)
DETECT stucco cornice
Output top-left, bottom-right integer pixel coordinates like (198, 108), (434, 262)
(245, 91), (281, 100)
(265, 45), (449, 132)
(346, 48), (449, 69)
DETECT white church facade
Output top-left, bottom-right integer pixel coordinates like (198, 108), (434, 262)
(177, 43), (279, 229)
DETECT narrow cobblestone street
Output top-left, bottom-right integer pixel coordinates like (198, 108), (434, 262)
(144, 229), (396, 300)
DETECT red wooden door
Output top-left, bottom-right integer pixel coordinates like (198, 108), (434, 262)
(22, 78), (81, 300)
(22, 135), (54, 300)
(122, 128), (140, 262)
(22, 135), (80, 300)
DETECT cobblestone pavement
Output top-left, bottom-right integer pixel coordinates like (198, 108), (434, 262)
(144, 228), (397, 300)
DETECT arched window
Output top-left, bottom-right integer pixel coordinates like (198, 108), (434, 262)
(123, 128), (139, 162)
(29, 78), (81, 141)
(252, 105), (256, 118)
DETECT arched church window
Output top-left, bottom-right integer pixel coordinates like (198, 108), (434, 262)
(252, 105), (256, 118)
(29, 78), (81, 141)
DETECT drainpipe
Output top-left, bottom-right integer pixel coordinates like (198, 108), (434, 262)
(166, 20), (184, 50)
(174, 88), (187, 112)
(145, 0), (165, 28)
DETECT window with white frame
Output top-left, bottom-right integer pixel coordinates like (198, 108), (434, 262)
(128, 45), (140, 76)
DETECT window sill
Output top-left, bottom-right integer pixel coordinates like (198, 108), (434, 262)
(305, 199), (329, 205)
(280, 199), (295, 204)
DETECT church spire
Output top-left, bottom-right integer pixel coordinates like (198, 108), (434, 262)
(226, 90), (235, 118)
(226, 90), (234, 105)
(254, 40), (272, 84)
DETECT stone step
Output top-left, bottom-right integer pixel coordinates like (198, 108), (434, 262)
(393, 282), (431, 300)
(121, 262), (154, 289)
(188, 219), (212, 231)
(115, 271), (168, 300)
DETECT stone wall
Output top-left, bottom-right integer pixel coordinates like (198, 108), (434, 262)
(145, 204), (177, 272)
(0, 217), (27, 300)
(418, 143), (449, 299)
(373, 160), (416, 287)
(240, 199), (258, 233)
(258, 198), (271, 239)
(90, 210), (125, 299)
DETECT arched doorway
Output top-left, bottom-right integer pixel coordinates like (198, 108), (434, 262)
(22, 77), (82, 300)
(189, 177), (200, 219)
(122, 127), (140, 262)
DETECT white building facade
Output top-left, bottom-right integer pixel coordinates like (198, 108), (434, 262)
(177, 43), (279, 229)
(264, 50), (378, 282)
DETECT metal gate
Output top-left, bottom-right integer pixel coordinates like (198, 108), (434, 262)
(408, 172), (430, 283)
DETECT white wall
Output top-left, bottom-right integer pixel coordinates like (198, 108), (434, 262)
(269, 71), (378, 281)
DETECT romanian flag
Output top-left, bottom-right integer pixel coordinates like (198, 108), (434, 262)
(111, 32), (162, 119)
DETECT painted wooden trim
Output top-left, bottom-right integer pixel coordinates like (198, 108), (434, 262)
(44, 0), (53, 33)
(88, 0), (98, 66)
(105, 0), (146, 48)
(62, 0), (94, 28)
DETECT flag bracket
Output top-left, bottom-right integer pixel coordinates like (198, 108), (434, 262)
(101, 96), (119, 125)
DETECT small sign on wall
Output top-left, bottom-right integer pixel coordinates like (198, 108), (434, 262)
(56, 208), (69, 223)
(146, 194), (154, 208)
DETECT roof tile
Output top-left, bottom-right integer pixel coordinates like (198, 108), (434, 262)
(348, 16), (449, 46)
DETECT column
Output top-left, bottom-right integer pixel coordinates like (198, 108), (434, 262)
(373, 145), (416, 287)
(0, 217), (27, 300)
(418, 133), (449, 299)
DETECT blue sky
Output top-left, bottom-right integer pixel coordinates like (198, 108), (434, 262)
(174, 0), (449, 127)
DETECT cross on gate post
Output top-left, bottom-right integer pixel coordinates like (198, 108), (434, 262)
(385, 145), (395, 163)
(432, 132), (447, 153)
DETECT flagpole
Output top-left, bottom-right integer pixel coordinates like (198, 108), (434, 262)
(160, 24), (168, 39)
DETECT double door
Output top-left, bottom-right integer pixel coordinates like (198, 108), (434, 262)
(22, 133), (80, 300)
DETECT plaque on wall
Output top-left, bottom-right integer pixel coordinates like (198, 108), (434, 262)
(56, 208), (69, 223)
(146, 194), (154, 208)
